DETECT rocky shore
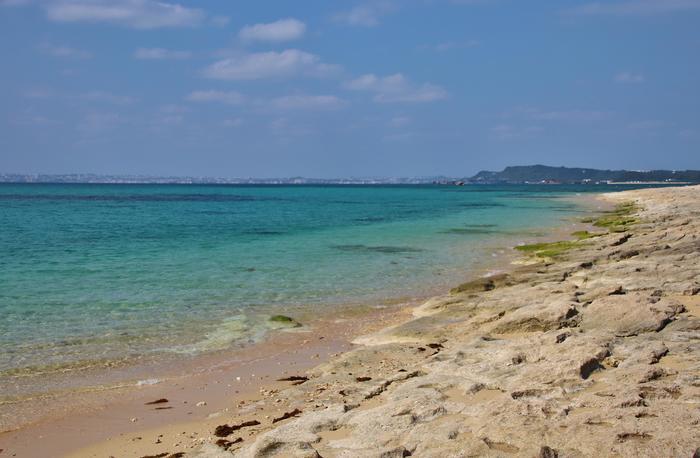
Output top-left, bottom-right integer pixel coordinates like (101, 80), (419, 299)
(180, 185), (700, 458)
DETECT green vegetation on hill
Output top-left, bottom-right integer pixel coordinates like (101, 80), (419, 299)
(470, 165), (700, 184)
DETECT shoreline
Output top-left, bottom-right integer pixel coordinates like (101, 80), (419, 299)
(0, 191), (621, 457)
(0, 303), (413, 457)
(198, 184), (699, 457)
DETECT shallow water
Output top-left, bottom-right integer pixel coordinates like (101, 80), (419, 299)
(0, 183), (662, 399)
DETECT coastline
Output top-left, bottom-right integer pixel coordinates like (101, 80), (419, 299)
(194, 183), (698, 457)
(1, 188), (679, 457)
(1, 303), (415, 455)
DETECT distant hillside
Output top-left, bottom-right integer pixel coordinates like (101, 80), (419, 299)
(469, 165), (700, 184)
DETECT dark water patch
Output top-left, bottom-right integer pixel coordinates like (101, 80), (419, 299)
(242, 230), (286, 236)
(463, 223), (498, 228)
(457, 202), (507, 208)
(354, 216), (388, 223)
(331, 244), (424, 254)
(440, 228), (502, 235)
(197, 210), (235, 215)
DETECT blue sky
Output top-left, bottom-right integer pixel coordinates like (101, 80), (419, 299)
(1, 0), (699, 177)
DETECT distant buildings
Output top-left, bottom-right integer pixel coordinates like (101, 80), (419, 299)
(2, 165), (697, 185)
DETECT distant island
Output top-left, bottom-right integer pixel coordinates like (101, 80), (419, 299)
(466, 165), (700, 185)
(1, 165), (699, 185)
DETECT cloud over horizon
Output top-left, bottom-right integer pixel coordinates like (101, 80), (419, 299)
(202, 50), (340, 81)
(44, 0), (206, 28)
(346, 74), (447, 103)
(333, 2), (396, 27)
(239, 18), (306, 42)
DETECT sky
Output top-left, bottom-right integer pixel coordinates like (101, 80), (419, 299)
(1, 0), (699, 178)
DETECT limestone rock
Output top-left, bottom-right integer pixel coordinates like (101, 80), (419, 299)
(581, 293), (684, 337)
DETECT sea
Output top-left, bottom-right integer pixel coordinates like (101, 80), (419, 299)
(0, 183), (663, 410)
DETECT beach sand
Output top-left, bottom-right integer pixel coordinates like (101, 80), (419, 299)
(0, 303), (414, 457)
(2, 185), (699, 457)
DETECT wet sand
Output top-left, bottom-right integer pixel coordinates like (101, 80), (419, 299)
(0, 304), (410, 457)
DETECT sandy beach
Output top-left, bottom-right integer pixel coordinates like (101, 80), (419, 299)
(2, 185), (699, 457)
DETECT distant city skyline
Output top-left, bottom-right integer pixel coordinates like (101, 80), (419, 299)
(1, 0), (699, 177)
(4, 165), (699, 185)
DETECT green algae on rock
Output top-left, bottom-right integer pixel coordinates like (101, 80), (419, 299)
(514, 240), (582, 258)
(592, 201), (639, 232)
(269, 315), (301, 328)
(517, 201), (641, 259)
(572, 230), (605, 240)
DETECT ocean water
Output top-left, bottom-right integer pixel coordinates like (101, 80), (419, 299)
(0, 183), (649, 395)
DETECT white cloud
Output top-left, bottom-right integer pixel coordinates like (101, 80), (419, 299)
(569, 0), (700, 15)
(615, 72), (645, 83)
(203, 50), (339, 81)
(333, 2), (396, 27)
(45, 0), (206, 29)
(38, 42), (92, 59)
(345, 73), (447, 103)
(80, 91), (136, 105)
(134, 47), (191, 60)
(239, 18), (306, 43)
(186, 90), (245, 105)
(269, 95), (345, 110)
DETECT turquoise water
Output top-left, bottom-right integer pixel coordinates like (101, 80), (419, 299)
(0, 183), (641, 386)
